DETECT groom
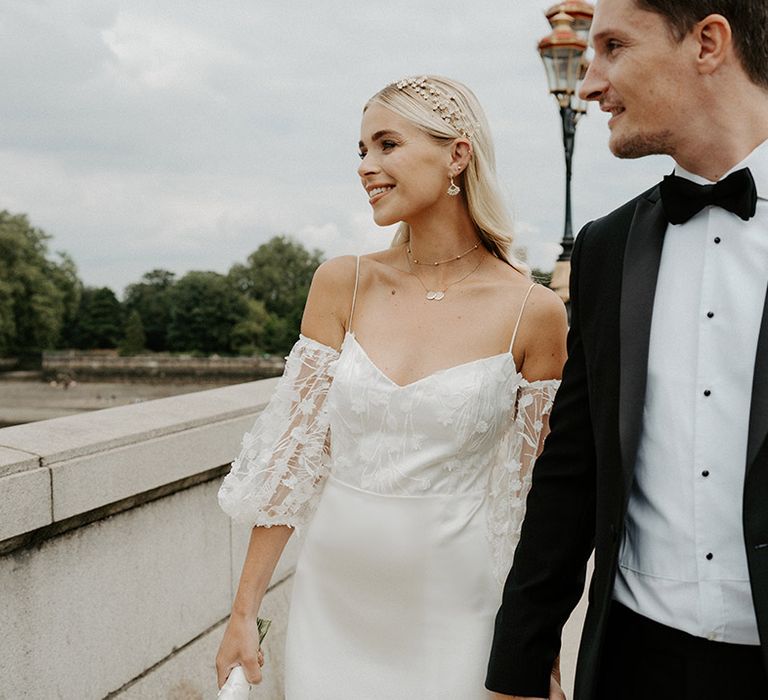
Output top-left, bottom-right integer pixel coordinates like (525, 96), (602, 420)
(486, 1), (768, 699)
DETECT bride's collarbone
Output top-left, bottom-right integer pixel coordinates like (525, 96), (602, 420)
(355, 297), (514, 344)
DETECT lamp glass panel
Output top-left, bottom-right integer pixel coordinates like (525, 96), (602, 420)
(573, 22), (591, 41)
(567, 47), (585, 89)
(541, 53), (560, 94)
(547, 46), (582, 93)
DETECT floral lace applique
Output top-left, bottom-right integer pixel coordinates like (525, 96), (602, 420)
(218, 335), (338, 531)
(486, 378), (560, 584)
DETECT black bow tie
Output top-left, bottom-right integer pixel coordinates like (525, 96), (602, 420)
(660, 167), (758, 225)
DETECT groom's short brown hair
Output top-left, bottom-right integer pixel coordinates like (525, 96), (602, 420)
(636, 0), (768, 90)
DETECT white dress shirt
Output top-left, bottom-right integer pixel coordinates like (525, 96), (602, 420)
(613, 140), (768, 644)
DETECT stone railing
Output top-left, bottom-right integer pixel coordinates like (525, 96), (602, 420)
(0, 379), (295, 699)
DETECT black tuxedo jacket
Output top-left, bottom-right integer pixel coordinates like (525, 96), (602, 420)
(486, 184), (768, 699)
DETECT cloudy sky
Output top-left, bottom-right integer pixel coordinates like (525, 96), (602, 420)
(1, 1), (671, 296)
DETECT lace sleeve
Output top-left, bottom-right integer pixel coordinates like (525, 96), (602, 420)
(218, 334), (339, 531)
(487, 378), (560, 584)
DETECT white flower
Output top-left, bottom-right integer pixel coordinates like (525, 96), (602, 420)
(297, 396), (315, 415)
(290, 426), (308, 444)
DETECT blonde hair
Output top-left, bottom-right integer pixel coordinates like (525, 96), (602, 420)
(365, 75), (526, 272)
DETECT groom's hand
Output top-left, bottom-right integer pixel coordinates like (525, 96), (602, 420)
(490, 673), (566, 700)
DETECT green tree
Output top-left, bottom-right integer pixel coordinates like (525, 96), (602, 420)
(70, 287), (123, 349)
(230, 298), (270, 356)
(51, 252), (83, 347)
(0, 210), (82, 356)
(123, 269), (176, 351)
(119, 310), (147, 355)
(0, 277), (15, 356)
(261, 313), (297, 354)
(228, 236), (323, 353)
(167, 271), (248, 354)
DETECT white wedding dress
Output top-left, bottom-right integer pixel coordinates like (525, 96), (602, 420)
(219, 268), (559, 700)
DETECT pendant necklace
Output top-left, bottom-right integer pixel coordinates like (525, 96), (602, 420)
(406, 249), (484, 301)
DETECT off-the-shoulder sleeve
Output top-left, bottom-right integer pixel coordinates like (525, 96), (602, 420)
(486, 378), (560, 584)
(218, 334), (339, 530)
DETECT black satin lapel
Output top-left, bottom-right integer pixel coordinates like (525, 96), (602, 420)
(619, 194), (668, 495)
(747, 285), (768, 471)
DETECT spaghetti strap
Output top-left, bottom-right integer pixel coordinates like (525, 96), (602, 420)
(509, 283), (536, 354)
(348, 256), (361, 332)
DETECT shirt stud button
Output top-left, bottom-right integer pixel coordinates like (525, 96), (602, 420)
(704, 389), (712, 397)
(714, 237), (721, 244)
(706, 552), (714, 560)
(707, 311), (714, 319)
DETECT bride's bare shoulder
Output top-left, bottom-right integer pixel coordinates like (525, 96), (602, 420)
(483, 258), (567, 339)
(301, 256), (359, 347)
(314, 244), (400, 277)
(514, 282), (568, 381)
(302, 249), (401, 347)
(311, 255), (358, 287)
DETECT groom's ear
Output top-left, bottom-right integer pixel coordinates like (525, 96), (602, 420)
(693, 14), (732, 76)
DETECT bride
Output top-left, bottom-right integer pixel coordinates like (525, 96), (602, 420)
(215, 75), (567, 699)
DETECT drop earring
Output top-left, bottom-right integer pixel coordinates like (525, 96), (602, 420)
(447, 176), (461, 197)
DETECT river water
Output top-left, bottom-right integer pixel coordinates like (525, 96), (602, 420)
(0, 378), (242, 427)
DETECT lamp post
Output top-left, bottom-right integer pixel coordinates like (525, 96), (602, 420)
(538, 3), (593, 309)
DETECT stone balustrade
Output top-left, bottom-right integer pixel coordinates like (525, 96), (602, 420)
(0, 379), (296, 699)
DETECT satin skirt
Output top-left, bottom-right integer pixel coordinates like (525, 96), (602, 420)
(284, 476), (499, 699)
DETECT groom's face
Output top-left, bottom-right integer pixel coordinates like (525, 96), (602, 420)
(580, 0), (698, 159)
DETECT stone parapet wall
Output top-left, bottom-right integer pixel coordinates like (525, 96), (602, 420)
(42, 351), (285, 381)
(0, 357), (19, 371)
(0, 380), (294, 699)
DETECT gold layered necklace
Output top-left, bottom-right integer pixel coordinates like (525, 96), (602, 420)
(405, 248), (483, 301)
(406, 242), (479, 266)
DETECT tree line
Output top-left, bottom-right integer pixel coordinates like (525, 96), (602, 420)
(0, 210), (324, 360)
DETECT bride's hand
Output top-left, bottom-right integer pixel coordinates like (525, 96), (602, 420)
(215, 612), (264, 688)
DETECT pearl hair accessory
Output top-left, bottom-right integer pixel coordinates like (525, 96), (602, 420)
(395, 77), (477, 140)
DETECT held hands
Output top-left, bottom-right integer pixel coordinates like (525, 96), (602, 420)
(490, 672), (566, 700)
(215, 611), (265, 689)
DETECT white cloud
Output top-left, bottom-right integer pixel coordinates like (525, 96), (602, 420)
(101, 13), (245, 92)
(0, 0), (673, 294)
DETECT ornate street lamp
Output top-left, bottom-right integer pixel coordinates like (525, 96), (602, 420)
(538, 4), (593, 309)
